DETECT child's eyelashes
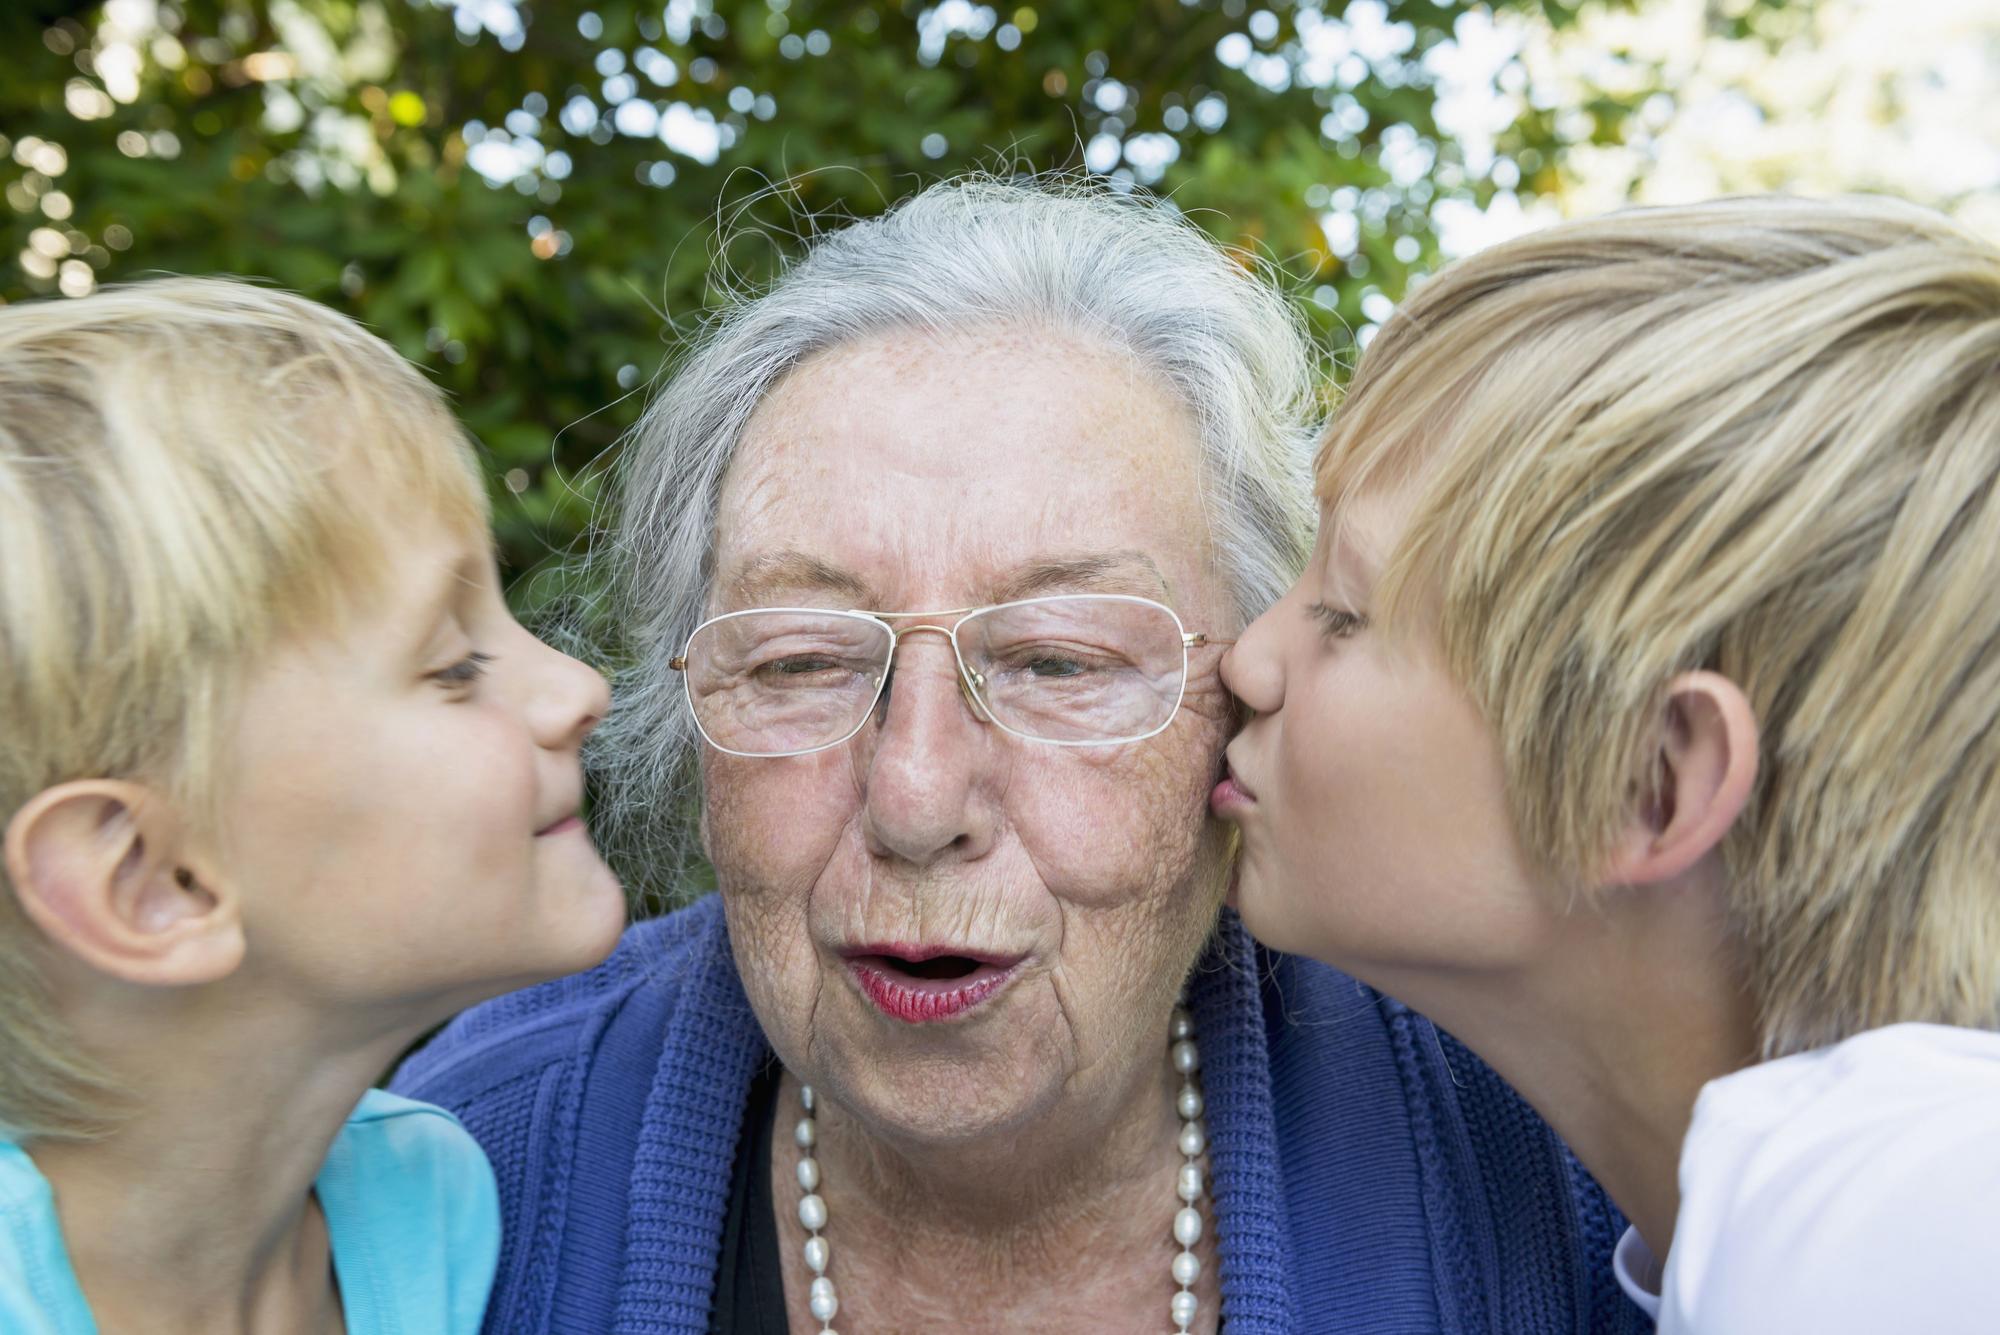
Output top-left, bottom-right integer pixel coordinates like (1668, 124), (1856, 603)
(431, 651), (494, 690)
(1307, 601), (1368, 641)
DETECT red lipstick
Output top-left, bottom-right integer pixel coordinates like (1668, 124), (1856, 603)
(842, 945), (1023, 1024)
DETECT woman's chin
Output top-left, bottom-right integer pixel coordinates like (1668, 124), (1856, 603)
(830, 1062), (1056, 1147)
(810, 994), (1067, 1145)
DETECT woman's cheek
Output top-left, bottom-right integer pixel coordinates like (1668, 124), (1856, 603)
(1008, 772), (1147, 906)
(1011, 748), (1215, 911)
(703, 753), (855, 880)
(706, 763), (855, 1028)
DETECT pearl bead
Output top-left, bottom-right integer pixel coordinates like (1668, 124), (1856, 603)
(1174, 1205), (1203, 1247)
(803, 1235), (829, 1273)
(798, 1193), (827, 1231)
(1179, 1120), (1206, 1157)
(1172, 1039), (1200, 1074)
(809, 1276), (839, 1322)
(1170, 1010), (1195, 1041)
(797, 1156), (820, 1192)
(1171, 1288), (1199, 1328)
(1177, 1162), (1203, 1202)
(1177, 1086), (1204, 1121)
(1173, 1249), (1202, 1286)
(800, 1084), (815, 1113)
(795, 1116), (817, 1149)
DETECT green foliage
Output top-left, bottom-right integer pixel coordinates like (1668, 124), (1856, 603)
(0, 0), (1646, 598)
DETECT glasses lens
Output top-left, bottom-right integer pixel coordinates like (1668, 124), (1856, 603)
(683, 610), (892, 756)
(956, 596), (1187, 744)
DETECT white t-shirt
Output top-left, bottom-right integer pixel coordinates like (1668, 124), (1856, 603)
(1613, 1023), (2000, 1333)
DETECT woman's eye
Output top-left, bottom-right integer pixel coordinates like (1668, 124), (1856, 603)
(765, 655), (839, 676)
(989, 645), (1108, 680)
(751, 654), (868, 687)
(1023, 655), (1086, 678)
(432, 651), (494, 688)
(1307, 602), (1368, 640)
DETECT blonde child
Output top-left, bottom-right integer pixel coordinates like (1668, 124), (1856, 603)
(1217, 196), (2000, 1331)
(0, 278), (627, 1333)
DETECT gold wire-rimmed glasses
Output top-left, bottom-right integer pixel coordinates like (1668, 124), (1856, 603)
(668, 594), (1229, 758)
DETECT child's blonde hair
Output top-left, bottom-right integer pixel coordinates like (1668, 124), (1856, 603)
(1321, 195), (2000, 1058)
(0, 277), (489, 1139)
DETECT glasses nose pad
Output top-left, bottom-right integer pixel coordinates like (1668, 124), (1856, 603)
(958, 664), (993, 723)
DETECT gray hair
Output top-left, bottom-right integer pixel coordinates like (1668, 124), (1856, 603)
(586, 175), (1319, 906)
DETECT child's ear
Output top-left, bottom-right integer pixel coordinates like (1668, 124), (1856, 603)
(1604, 671), (1760, 889)
(4, 781), (244, 987)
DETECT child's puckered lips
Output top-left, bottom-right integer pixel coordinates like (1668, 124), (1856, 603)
(534, 799), (584, 837)
(1211, 751), (1257, 815)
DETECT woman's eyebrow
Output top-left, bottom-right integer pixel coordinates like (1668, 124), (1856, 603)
(717, 548), (1172, 608)
(722, 549), (873, 605)
(993, 550), (1172, 602)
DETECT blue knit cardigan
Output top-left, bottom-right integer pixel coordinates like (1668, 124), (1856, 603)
(394, 896), (1650, 1334)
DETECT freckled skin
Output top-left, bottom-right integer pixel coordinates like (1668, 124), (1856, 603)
(702, 324), (1237, 1153)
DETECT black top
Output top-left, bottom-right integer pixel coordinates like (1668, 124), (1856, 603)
(709, 1062), (790, 1334)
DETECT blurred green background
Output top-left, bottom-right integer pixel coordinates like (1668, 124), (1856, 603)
(8, 0), (1989, 602)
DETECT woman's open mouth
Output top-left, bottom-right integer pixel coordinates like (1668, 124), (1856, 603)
(841, 946), (1024, 1024)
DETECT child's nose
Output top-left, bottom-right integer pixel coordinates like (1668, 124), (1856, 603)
(1220, 603), (1286, 716)
(529, 640), (611, 750)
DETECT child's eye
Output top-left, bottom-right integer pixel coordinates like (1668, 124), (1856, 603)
(431, 651), (494, 689)
(1307, 602), (1368, 640)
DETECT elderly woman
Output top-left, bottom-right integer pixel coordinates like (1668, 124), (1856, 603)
(395, 178), (1643, 1334)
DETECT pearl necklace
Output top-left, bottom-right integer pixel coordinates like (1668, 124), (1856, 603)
(790, 1000), (1211, 1334)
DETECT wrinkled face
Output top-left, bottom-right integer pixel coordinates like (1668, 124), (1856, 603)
(1218, 494), (1549, 980)
(705, 327), (1235, 1146)
(217, 520), (627, 1029)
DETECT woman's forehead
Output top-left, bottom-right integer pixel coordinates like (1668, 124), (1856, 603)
(712, 329), (1218, 609)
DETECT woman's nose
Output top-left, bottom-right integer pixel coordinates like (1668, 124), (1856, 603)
(858, 639), (1000, 865)
(1220, 601), (1287, 716)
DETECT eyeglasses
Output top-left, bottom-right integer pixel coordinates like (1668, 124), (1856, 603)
(669, 594), (1227, 758)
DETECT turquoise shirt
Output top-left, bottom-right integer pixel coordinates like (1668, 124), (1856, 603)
(0, 1089), (499, 1335)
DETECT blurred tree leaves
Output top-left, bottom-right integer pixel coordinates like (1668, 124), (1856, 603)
(0, 0), (1650, 600)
